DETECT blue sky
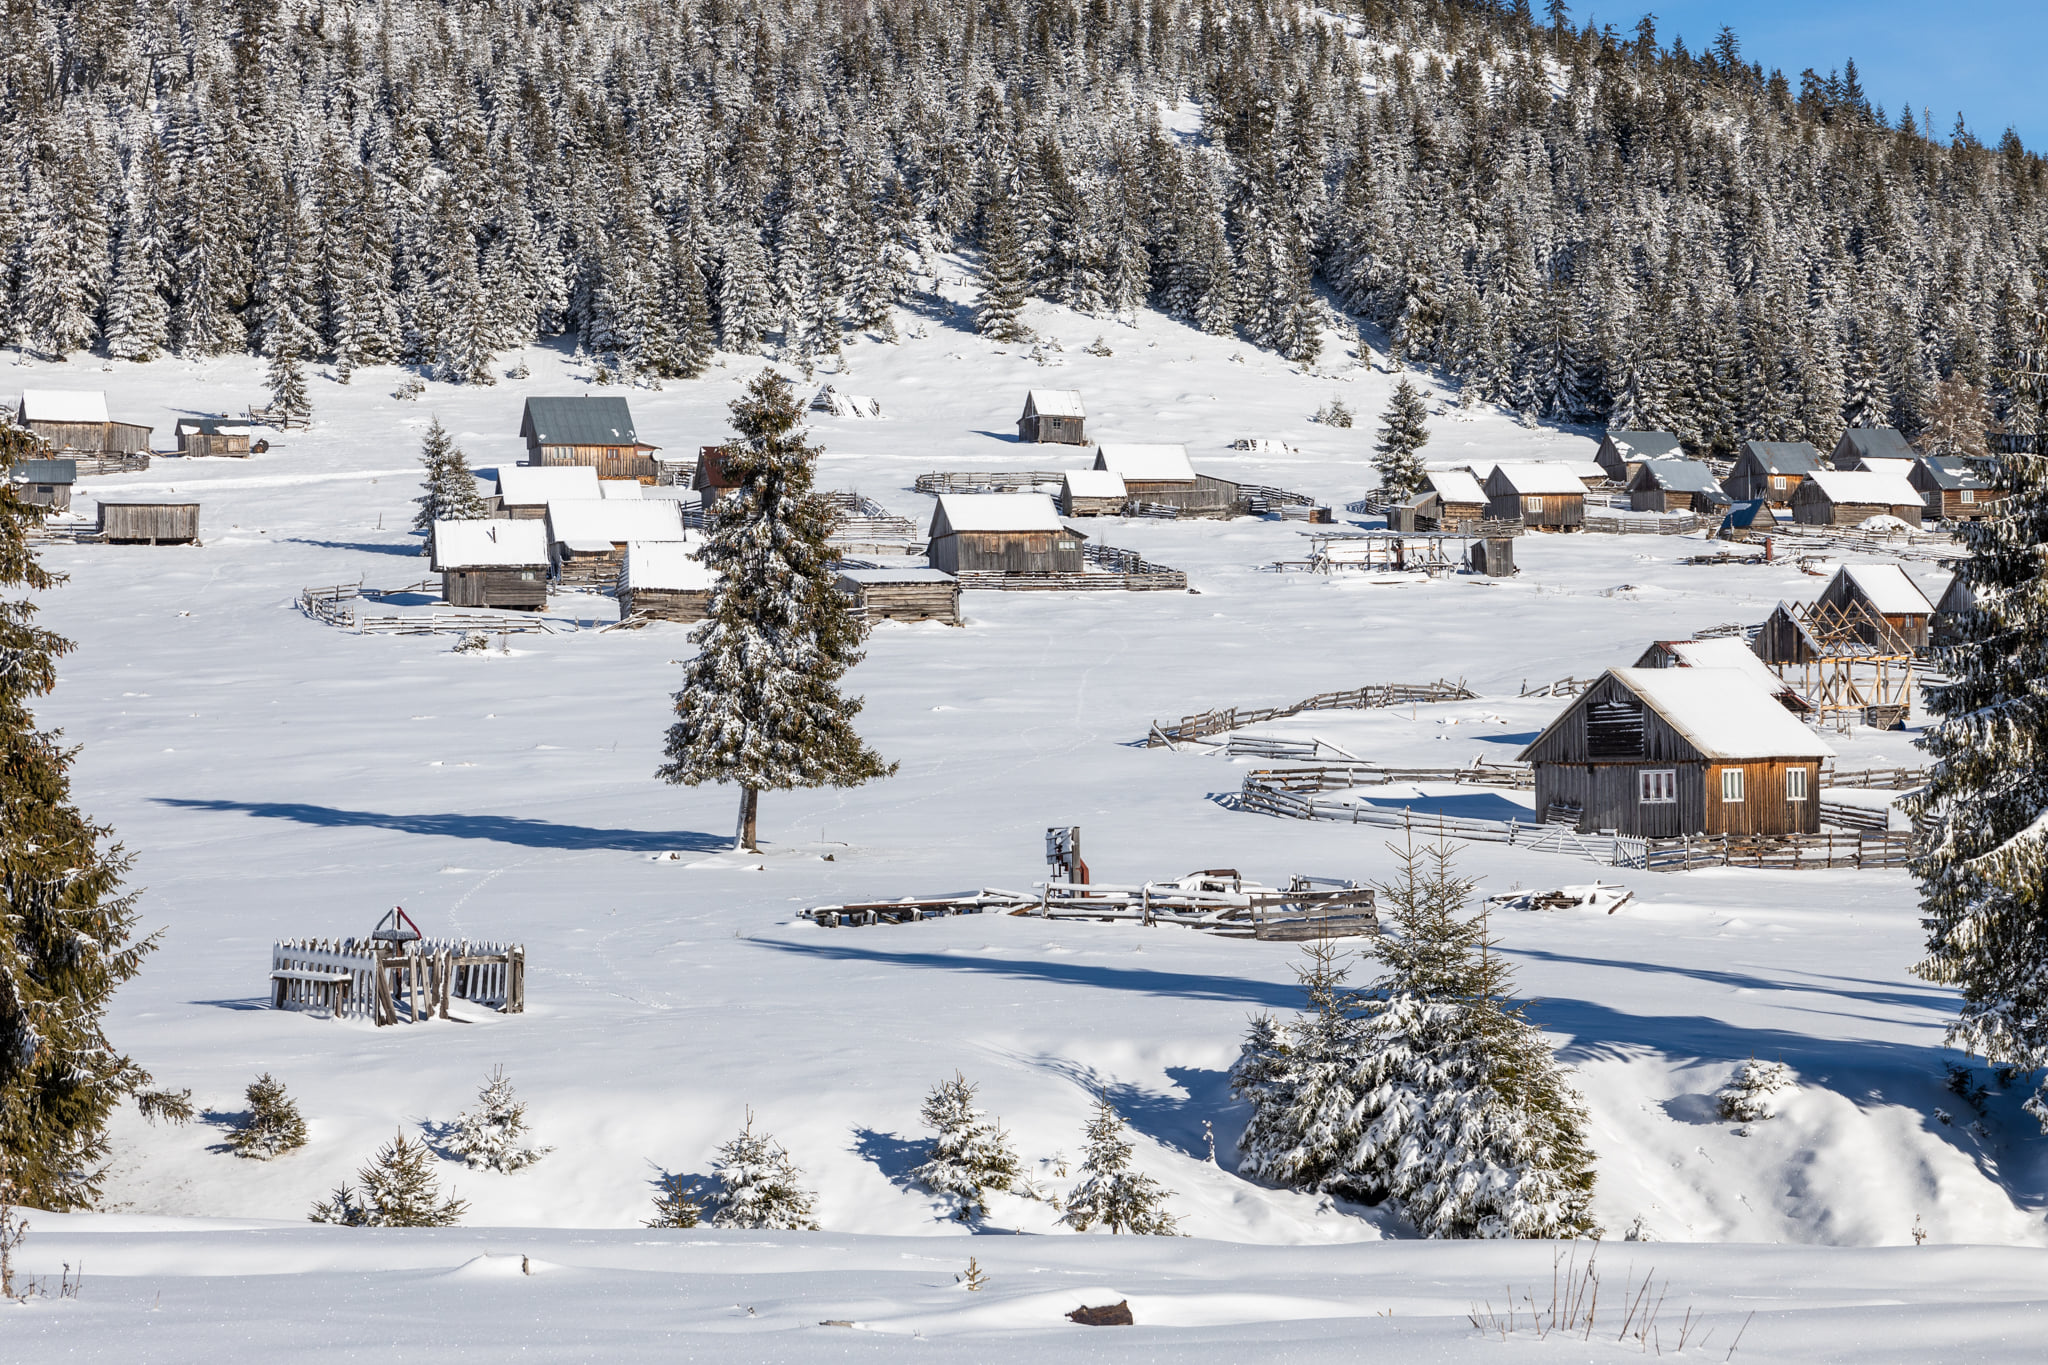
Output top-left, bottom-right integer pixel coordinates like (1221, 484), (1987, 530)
(1585, 1), (2048, 150)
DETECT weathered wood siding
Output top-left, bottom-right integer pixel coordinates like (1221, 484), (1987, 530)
(1019, 413), (1086, 444)
(97, 502), (199, 543)
(181, 432), (251, 457)
(1124, 474), (1245, 517)
(1487, 490), (1584, 528)
(1723, 463), (1803, 505)
(18, 482), (71, 511)
(1935, 488), (2000, 521)
(1594, 435), (1637, 483)
(1061, 492), (1126, 516)
(1816, 577), (1931, 649)
(928, 529), (1084, 574)
(1790, 482), (1923, 527)
(534, 443), (658, 481)
(618, 587), (712, 621)
(855, 581), (962, 623)
(444, 567), (548, 609)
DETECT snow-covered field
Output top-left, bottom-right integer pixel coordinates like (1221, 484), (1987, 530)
(10, 293), (2043, 1357)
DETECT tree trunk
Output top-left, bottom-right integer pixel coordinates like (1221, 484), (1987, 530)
(735, 785), (760, 852)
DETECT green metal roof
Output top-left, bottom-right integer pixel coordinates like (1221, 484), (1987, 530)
(520, 397), (640, 445)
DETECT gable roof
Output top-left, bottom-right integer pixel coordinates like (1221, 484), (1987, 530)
(1024, 389), (1085, 418)
(1655, 638), (1790, 696)
(837, 567), (959, 586)
(1834, 563), (1936, 616)
(1837, 427), (1918, 462)
(1423, 468), (1487, 504)
(1488, 462), (1587, 496)
(810, 386), (883, 418)
(621, 536), (712, 592)
(175, 417), (253, 436)
(1629, 457), (1727, 495)
(520, 396), (641, 446)
(1519, 667), (1834, 764)
(18, 390), (110, 424)
(432, 518), (548, 569)
(542, 499), (686, 551)
(1062, 468), (1127, 498)
(931, 492), (1068, 535)
(1739, 441), (1823, 475)
(1803, 469), (1922, 507)
(496, 465), (602, 506)
(1851, 456), (1916, 481)
(1918, 456), (1993, 491)
(1604, 430), (1684, 461)
(1095, 444), (1194, 482)
(599, 479), (643, 500)
(8, 458), (76, 484)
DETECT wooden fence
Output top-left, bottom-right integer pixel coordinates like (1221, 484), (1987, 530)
(1583, 512), (1705, 536)
(1819, 765), (1927, 790)
(915, 470), (1065, 494)
(806, 881), (1377, 940)
(957, 541), (1187, 592)
(74, 453), (152, 476)
(299, 581), (561, 635)
(271, 938), (525, 1025)
(1639, 832), (1912, 871)
(1149, 678), (1476, 746)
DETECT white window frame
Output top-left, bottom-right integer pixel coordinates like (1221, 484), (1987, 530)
(1786, 767), (1808, 802)
(1721, 768), (1746, 803)
(1639, 769), (1677, 805)
(1771, 475), (1787, 492)
(1524, 495), (1543, 514)
(1961, 488), (1977, 505)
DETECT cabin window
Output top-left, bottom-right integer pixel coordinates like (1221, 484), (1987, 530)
(1057, 540), (1076, 550)
(1771, 476), (1787, 492)
(1786, 767), (1808, 802)
(1721, 768), (1746, 803)
(520, 571), (537, 581)
(1961, 489), (1976, 504)
(1586, 698), (1646, 758)
(1638, 769), (1677, 804)
(1523, 496), (1543, 514)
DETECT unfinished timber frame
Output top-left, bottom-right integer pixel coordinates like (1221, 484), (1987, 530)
(1766, 598), (1915, 730)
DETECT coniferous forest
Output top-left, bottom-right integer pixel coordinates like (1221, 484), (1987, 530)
(6, 0), (2047, 457)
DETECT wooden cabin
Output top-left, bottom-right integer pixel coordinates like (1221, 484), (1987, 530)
(1723, 441), (1823, 506)
(1631, 636), (1807, 712)
(8, 458), (75, 512)
(1421, 469), (1487, 532)
(174, 417), (254, 458)
(541, 499), (688, 579)
(1627, 458), (1732, 514)
(1093, 444), (1244, 517)
(836, 567), (962, 624)
(431, 518), (549, 609)
(1469, 537), (1516, 576)
(14, 390), (152, 457)
(1517, 667), (1833, 837)
(927, 493), (1085, 575)
(1932, 575), (1974, 648)
(1595, 430), (1683, 484)
(692, 445), (744, 505)
(1816, 564), (1936, 649)
(617, 537), (714, 621)
(1060, 468), (1128, 517)
(1831, 426), (1918, 471)
(1483, 463), (1586, 530)
(1018, 390), (1086, 445)
(1790, 470), (1925, 527)
(1716, 498), (1778, 542)
(97, 500), (199, 544)
(518, 397), (660, 481)
(1911, 456), (2001, 522)
(495, 465), (601, 519)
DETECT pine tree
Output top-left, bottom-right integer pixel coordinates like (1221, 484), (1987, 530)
(1061, 1094), (1179, 1235)
(707, 1110), (819, 1230)
(411, 419), (485, 551)
(1373, 378), (1432, 497)
(1919, 376), (1993, 460)
(447, 1067), (551, 1172)
(647, 1173), (704, 1228)
(0, 424), (156, 1210)
(974, 193), (1033, 342)
(229, 1073), (307, 1160)
(655, 372), (894, 851)
(309, 1132), (468, 1227)
(1842, 344), (1893, 432)
(910, 1073), (1021, 1222)
(1230, 937), (1368, 1197)
(266, 342), (311, 423)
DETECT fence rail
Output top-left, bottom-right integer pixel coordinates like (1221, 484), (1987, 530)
(958, 541), (1187, 591)
(914, 470), (1065, 494)
(299, 581), (562, 635)
(1583, 512), (1705, 536)
(1820, 765), (1926, 791)
(1150, 679), (1476, 746)
(271, 937), (524, 1025)
(1640, 832), (1912, 871)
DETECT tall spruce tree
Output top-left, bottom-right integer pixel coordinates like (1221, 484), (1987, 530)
(1372, 378), (1432, 497)
(411, 419), (485, 552)
(0, 425), (156, 1209)
(974, 193), (1033, 343)
(656, 372), (894, 851)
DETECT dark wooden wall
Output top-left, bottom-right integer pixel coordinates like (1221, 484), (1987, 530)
(1791, 484), (1923, 526)
(445, 568), (548, 609)
(1487, 490), (1584, 528)
(619, 587), (712, 621)
(1019, 414), (1085, 444)
(858, 582), (961, 623)
(929, 529), (1083, 574)
(98, 502), (199, 543)
(536, 444), (658, 481)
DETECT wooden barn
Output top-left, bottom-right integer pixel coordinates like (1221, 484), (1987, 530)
(1018, 390), (1087, 445)
(927, 493), (1084, 575)
(1421, 468), (1488, 532)
(1723, 441), (1823, 505)
(1932, 575), (1974, 648)
(174, 417), (254, 457)
(1831, 426), (1918, 470)
(617, 537), (714, 621)
(1060, 468), (1128, 517)
(1790, 470), (1925, 527)
(1484, 463), (1586, 530)
(1627, 458), (1733, 514)
(1815, 564), (1936, 649)
(1716, 498), (1779, 541)
(97, 500), (199, 544)
(1632, 636), (1807, 712)
(1517, 667), (1833, 837)
(13, 390), (152, 457)
(1094, 444), (1244, 517)
(1595, 430), (1684, 484)
(495, 465), (601, 519)
(8, 457), (75, 512)
(519, 397), (661, 481)
(1911, 456), (2001, 521)
(431, 518), (549, 609)
(692, 445), (744, 505)
(541, 499), (688, 579)
(836, 567), (962, 624)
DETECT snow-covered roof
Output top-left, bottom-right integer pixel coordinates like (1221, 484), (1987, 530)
(1837, 427), (1918, 462)
(620, 536), (712, 592)
(1631, 458), (1727, 495)
(1488, 462), (1587, 496)
(1094, 444), (1195, 482)
(1852, 456), (1916, 481)
(1741, 441), (1823, 475)
(497, 465), (601, 505)
(836, 568), (958, 585)
(1525, 668), (1833, 763)
(1562, 459), (1608, 483)
(18, 390), (110, 424)
(433, 518), (548, 569)
(1804, 469), (1922, 507)
(1606, 430), (1683, 461)
(1661, 638), (1788, 696)
(1423, 469), (1487, 504)
(1062, 468), (1128, 498)
(175, 417), (253, 436)
(1026, 389), (1085, 418)
(543, 499), (686, 550)
(1835, 563), (1936, 616)
(599, 480), (643, 500)
(931, 492), (1066, 535)
(811, 386), (883, 418)
(1918, 456), (1992, 491)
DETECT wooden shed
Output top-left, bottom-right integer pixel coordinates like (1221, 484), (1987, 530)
(519, 396), (660, 481)
(617, 537), (714, 621)
(1816, 564), (1936, 649)
(836, 567), (962, 624)
(495, 465), (601, 519)
(97, 500), (199, 544)
(1483, 463), (1586, 530)
(1716, 498), (1778, 541)
(1518, 667), (1833, 837)
(927, 493), (1085, 574)
(1830, 426), (1918, 471)
(1911, 456), (2001, 522)
(8, 457), (75, 512)
(1595, 430), (1683, 484)
(542, 499), (688, 580)
(174, 417), (254, 458)
(1093, 444), (1244, 517)
(14, 390), (153, 456)
(1421, 468), (1488, 532)
(691, 445), (744, 505)
(1627, 458), (1733, 514)
(1631, 636), (1807, 712)
(1790, 470), (1925, 527)
(1060, 468), (1128, 517)
(1723, 441), (1823, 506)
(431, 518), (549, 609)
(1932, 575), (1974, 648)
(1018, 390), (1087, 445)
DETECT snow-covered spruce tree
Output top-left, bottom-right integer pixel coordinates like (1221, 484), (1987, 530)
(1919, 376), (1993, 461)
(707, 1110), (819, 1230)
(910, 1073), (1021, 1222)
(266, 341), (311, 423)
(1373, 379), (1432, 497)
(974, 192), (1032, 343)
(1231, 936), (1367, 1197)
(410, 419), (485, 552)
(309, 1132), (468, 1227)
(1061, 1095), (1178, 1235)
(447, 1067), (551, 1172)
(647, 1173), (704, 1228)
(656, 372), (894, 851)
(229, 1073), (308, 1160)
(0, 423), (157, 1210)
(1842, 344), (1892, 432)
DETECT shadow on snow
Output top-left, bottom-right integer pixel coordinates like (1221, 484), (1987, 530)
(151, 797), (729, 853)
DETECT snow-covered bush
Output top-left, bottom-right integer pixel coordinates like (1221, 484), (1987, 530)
(1718, 1059), (1794, 1125)
(447, 1067), (551, 1172)
(909, 1073), (1020, 1222)
(309, 1133), (467, 1227)
(647, 1174), (704, 1229)
(708, 1111), (819, 1231)
(1314, 397), (1354, 428)
(229, 1074), (307, 1161)
(1061, 1095), (1178, 1235)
